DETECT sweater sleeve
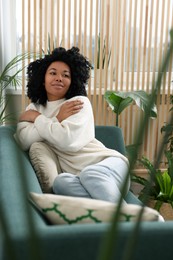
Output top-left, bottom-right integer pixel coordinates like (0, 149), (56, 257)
(15, 103), (44, 151)
(15, 122), (44, 151)
(34, 97), (95, 152)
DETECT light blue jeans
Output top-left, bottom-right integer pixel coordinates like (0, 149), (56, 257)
(53, 157), (130, 203)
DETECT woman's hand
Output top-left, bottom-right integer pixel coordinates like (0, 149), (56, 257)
(19, 110), (41, 123)
(56, 99), (84, 122)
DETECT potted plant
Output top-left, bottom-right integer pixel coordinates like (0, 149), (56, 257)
(97, 33), (111, 69)
(0, 53), (30, 124)
(132, 95), (173, 220)
(92, 34), (112, 87)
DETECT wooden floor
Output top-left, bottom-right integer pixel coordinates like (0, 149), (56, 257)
(130, 169), (147, 197)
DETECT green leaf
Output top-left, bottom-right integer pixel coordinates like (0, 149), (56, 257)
(104, 91), (133, 114)
(138, 156), (158, 177)
(168, 186), (173, 200)
(104, 90), (157, 118)
(0, 52), (33, 124)
(156, 173), (170, 194)
(131, 175), (150, 186)
(156, 171), (173, 201)
(165, 151), (173, 180)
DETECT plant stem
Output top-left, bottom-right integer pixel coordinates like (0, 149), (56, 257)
(116, 113), (119, 127)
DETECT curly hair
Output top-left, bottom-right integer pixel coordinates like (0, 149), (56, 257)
(27, 47), (93, 105)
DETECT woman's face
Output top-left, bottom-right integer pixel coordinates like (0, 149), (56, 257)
(44, 61), (71, 101)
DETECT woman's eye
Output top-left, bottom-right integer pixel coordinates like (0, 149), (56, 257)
(63, 74), (70, 78)
(50, 72), (56, 75)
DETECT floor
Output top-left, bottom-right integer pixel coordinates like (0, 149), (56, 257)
(130, 182), (143, 197)
(130, 169), (146, 197)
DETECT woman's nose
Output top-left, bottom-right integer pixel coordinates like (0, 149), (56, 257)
(55, 74), (62, 81)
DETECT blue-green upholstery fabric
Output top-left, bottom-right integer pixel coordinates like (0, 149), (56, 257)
(1, 125), (173, 260)
(95, 125), (126, 155)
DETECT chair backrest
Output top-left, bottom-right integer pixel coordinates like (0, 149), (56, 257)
(95, 126), (126, 155)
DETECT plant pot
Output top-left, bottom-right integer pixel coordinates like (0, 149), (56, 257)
(147, 200), (173, 221)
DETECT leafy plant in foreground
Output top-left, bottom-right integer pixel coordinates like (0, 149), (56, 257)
(132, 95), (173, 211)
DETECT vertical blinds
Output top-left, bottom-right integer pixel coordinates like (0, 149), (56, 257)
(20, 0), (173, 164)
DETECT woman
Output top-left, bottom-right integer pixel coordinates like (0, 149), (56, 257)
(15, 46), (130, 203)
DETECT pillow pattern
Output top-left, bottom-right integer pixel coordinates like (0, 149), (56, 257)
(29, 142), (62, 193)
(29, 192), (164, 225)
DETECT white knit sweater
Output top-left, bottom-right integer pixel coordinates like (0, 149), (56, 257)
(15, 96), (129, 174)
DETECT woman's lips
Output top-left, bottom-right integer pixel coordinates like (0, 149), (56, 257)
(52, 84), (63, 88)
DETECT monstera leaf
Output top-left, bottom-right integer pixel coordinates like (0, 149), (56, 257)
(104, 90), (157, 126)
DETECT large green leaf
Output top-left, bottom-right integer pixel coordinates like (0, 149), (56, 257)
(156, 171), (173, 201)
(165, 151), (173, 181)
(104, 91), (133, 115)
(156, 171), (170, 193)
(104, 90), (157, 118)
(105, 91), (133, 114)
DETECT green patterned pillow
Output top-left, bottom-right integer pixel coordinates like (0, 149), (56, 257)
(29, 192), (164, 225)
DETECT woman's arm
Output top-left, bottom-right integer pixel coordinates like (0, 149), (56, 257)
(56, 99), (84, 122)
(15, 99), (85, 151)
(15, 121), (44, 151)
(15, 103), (44, 151)
(34, 97), (95, 152)
(19, 109), (41, 122)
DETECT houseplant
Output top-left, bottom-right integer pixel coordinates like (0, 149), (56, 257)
(96, 33), (111, 69)
(0, 53), (30, 124)
(104, 90), (158, 158)
(104, 90), (157, 127)
(161, 94), (173, 152)
(92, 34), (112, 87)
(132, 95), (173, 220)
(99, 30), (173, 260)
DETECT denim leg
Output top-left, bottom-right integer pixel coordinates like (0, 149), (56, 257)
(53, 173), (91, 198)
(80, 157), (130, 203)
(53, 157), (130, 203)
